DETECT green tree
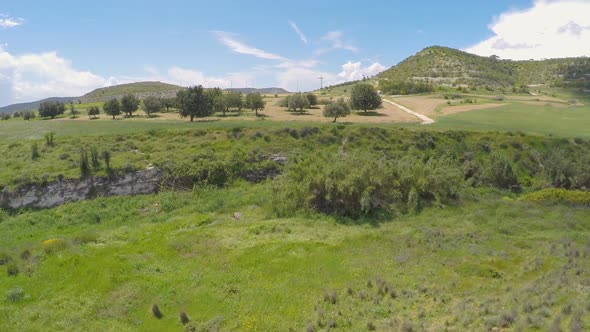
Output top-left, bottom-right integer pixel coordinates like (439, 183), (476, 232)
(0, 113), (9, 121)
(288, 93), (309, 112)
(176, 85), (213, 122)
(38, 101), (66, 119)
(323, 98), (351, 122)
(103, 98), (121, 120)
(121, 94), (140, 117)
(69, 102), (79, 118)
(245, 93), (266, 116)
(22, 111), (36, 121)
(350, 84), (382, 112)
(225, 91), (243, 112)
(142, 96), (163, 117)
(161, 98), (176, 112)
(87, 106), (100, 119)
(305, 93), (318, 107)
(206, 88), (227, 116)
(12, 111), (21, 118)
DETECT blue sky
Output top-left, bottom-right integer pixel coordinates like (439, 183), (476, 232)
(1, 0), (589, 106)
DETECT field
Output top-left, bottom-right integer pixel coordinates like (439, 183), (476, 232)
(1, 86), (590, 331)
(1, 182), (589, 331)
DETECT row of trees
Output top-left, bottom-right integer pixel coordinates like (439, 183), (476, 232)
(176, 86), (265, 121)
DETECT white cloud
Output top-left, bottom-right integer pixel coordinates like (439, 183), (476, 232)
(466, 0), (590, 60)
(277, 67), (336, 92)
(288, 20), (308, 44)
(0, 45), (256, 106)
(316, 30), (358, 55)
(338, 61), (386, 81)
(0, 15), (23, 28)
(213, 31), (286, 61)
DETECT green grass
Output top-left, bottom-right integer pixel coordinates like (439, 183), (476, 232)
(1, 183), (589, 331)
(433, 103), (590, 138)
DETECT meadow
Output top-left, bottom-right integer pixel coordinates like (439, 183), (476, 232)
(1, 87), (590, 331)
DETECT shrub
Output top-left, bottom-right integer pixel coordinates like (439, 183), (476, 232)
(6, 262), (19, 276)
(0, 252), (12, 265)
(42, 238), (68, 254)
(6, 287), (24, 302)
(80, 148), (91, 178)
(44, 131), (55, 146)
(480, 153), (520, 190)
(180, 311), (190, 325)
(520, 189), (590, 205)
(31, 143), (40, 161)
(152, 304), (163, 319)
(272, 152), (462, 218)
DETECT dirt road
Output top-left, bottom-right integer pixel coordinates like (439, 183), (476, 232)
(383, 98), (435, 124)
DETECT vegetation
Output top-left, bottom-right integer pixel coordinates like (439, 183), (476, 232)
(287, 93), (310, 112)
(379, 80), (434, 95)
(38, 101), (66, 119)
(176, 85), (213, 122)
(378, 46), (590, 90)
(350, 84), (382, 112)
(142, 96), (163, 117)
(121, 94), (140, 118)
(87, 106), (100, 119)
(245, 93), (265, 116)
(322, 98), (350, 122)
(103, 98), (121, 120)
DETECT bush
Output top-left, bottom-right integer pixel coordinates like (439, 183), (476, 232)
(42, 238), (68, 254)
(6, 287), (24, 302)
(520, 188), (590, 205)
(6, 262), (19, 276)
(480, 153), (520, 191)
(272, 152), (462, 218)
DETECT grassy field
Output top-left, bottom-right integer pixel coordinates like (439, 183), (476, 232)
(433, 103), (590, 138)
(1, 182), (589, 331)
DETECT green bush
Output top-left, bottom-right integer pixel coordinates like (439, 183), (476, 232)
(6, 287), (24, 302)
(520, 188), (590, 205)
(272, 152), (462, 218)
(480, 153), (520, 191)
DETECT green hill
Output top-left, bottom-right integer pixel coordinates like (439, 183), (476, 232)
(80, 81), (183, 103)
(378, 46), (590, 90)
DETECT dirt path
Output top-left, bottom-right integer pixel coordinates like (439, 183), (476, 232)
(382, 98), (435, 124)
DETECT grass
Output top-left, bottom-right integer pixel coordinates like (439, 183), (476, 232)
(433, 103), (590, 138)
(0, 183), (589, 331)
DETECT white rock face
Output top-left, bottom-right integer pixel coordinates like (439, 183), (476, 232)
(0, 168), (162, 209)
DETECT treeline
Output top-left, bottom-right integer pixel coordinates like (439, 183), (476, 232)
(378, 80), (434, 95)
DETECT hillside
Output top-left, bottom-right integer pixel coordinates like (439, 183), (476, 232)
(0, 97), (74, 114)
(378, 46), (590, 89)
(79, 81), (183, 103)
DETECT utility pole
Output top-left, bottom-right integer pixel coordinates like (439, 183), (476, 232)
(318, 76), (324, 89)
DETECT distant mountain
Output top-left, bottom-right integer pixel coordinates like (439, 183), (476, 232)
(0, 97), (75, 114)
(225, 87), (290, 94)
(80, 81), (183, 103)
(377, 46), (590, 88)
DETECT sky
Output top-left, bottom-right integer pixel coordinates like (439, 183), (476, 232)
(1, 0), (590, 106)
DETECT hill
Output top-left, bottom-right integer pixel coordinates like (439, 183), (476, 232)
(378, 46), (590, 90)
(0, 97), (74, 114)
(79, 81), (183, 103)
(225, 87), (290, 94)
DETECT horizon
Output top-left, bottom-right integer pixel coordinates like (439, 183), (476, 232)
(1, 0), (590, 107)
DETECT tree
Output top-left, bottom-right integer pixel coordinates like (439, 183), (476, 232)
(225, 91), (243, 112)
(288, 93), (310, 112)
(206, 88), (227, 116)
(12, 111), (21, 118)
(176, 85), (213, 122)
(350, 84), (382, 112)
(38, 101), (66, 119)
(103, 98), (121, 120)
(142, 96), (163, 117)
(161, 98), (176, 112)
(306, 93), (318, 107)
(0, 113), (9, 121)
(245, 93), (266, 116)
(87, 106), (100, 119)
(69, 102), (79, 118)
(23, 111), (36, 121)
(323, 98), (351, 122)
(121, 94), (140, 117)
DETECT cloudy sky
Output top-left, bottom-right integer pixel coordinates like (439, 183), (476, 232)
(1, 0), (589, 106)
